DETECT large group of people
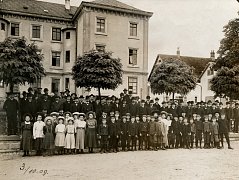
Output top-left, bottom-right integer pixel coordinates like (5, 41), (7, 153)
(3, 87), (236, 157)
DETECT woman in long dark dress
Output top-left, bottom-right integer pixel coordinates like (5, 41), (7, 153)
(43, 116), (55, 156)
(20, 114), (33, 157)
(85, 111), (97, 153)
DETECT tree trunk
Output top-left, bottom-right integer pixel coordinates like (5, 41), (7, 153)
(172, 93), (175, 101)
(98, 86), (101, 104)
(10, 83), (14, 93)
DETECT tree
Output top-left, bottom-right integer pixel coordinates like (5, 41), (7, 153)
(214, 15), (239, 69)
(72, 50), (123, 101)
(149, 58), (197, 99)
(211, 66), (239, 100)
(0, 37), (45, 92)
(211, 13), (239, 100)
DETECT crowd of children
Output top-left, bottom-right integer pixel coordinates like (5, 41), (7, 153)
(20, 102), (233, 157)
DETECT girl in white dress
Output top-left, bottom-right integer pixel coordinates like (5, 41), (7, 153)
(65, 117), (75, 154)
(55, 116), (66, 155)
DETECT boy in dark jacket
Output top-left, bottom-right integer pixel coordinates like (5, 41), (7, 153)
(98, 118), (109, 153)
(195, 114), (203, 148)
(189, 118), (196, 148)
(148, 116), (157, 150)
(182, 118), (190, 149)
(218, 113), (233, 149)
(120, 116), (128, 151)
(128, 116), (139, 151)
(139, 115), (149, 150)
(171, 116), (181, 149)
(108, 116), (120, 152)
(203, 115), (212, 149)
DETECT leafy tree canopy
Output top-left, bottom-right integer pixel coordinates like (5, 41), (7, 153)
(72, 50), (123, 91)
(0, 37), (45, 90)
(215, 15), (239, 69)
(211, 66), (239, 100)
(149, 58), (197, 95)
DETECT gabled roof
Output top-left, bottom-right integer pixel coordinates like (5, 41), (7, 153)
(90, 0), (142, 11)
(148, 54), (212, 81)
(0, 0), (152, 21)
(75, 0), (153, 19)
(0, 0), (78, 21)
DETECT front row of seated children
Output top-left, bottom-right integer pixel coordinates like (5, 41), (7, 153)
(20, 111), (233, 157)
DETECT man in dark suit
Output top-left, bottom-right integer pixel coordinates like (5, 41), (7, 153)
(218, 113), (233, 149)
(70, 98), (81, 113)
(3, 94), (19, 135)
(233, 103), (239, 133)
(129, 97), (140, 116)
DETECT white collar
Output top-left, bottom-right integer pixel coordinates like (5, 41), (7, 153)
(25, 121), (31, 124)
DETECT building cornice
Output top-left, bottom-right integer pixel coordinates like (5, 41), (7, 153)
(73, 2), (153, 21)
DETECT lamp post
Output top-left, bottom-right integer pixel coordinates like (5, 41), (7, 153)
(196, 83), (202, 102)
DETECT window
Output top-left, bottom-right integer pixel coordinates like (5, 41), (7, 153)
(32, 25), (41, 39)
(52, 52), (61, 67)
(66, 32), (70, 39)
(96, 45), (105, 52)
(96, 17), (105, 33)
(65, 50), (70, 63)
(11, 23), (19, 36)
(52, 78), (60, 93)
(129, 49), (137, 65)
(130, 23), (137, 36)
(207, 68), (214, 76)
(128, 77), (138, 94)
(65, 78), (70, 89)
(1, 23), (5, 31)
(52, 27), (61, 41)
(208, 79), (212, 90)
(31, 78), (41, 89)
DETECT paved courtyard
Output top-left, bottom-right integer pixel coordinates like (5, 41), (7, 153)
(0, 142), (239, 180)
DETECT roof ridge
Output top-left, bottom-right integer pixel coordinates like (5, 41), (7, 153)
(158, 53), (211, 60)
(89, 0), (143, 11)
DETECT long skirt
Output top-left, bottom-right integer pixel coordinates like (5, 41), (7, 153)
(163, 133), (169, 146)
(85, 128), (97, 148)
(43, 133), (55, 150)
(35, 138), (43, 151)
(21, 130), (32, 151)
(55, 132), (65, 147)
(76, 129), (85, 149)
(65, 133), (75, 149)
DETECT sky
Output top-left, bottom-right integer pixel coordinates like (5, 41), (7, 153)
(40, 0), (238, 71)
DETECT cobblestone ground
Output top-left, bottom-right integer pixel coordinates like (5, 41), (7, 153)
(0, 142), (239, 180)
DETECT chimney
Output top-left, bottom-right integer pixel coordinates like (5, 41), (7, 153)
(210, 50), (215, 61)
(65, 0), (70, 10)
(176, 47), (180, 59)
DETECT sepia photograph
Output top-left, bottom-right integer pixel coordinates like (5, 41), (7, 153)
(0, 0), (239, 179)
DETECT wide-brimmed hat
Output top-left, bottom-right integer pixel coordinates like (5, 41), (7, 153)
(79, 113), (86, 118)
(44, 116), (54, 124)
(50, 112), (59, 117)
(87, 111), (96, 118)
(64, 112), (72, 117)
(161, 111), (168, 115)
(67, 117), (74, 124)
(58, 116), (65, 122)
(72, 112), (80, 116)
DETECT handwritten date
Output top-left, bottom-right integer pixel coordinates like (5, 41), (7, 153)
(20, 163), (48, 176)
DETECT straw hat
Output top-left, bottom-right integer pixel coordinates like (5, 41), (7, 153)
(44, 116), (54, 124)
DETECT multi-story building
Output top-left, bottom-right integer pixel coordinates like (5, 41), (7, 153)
(0, 0), (153, 103)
